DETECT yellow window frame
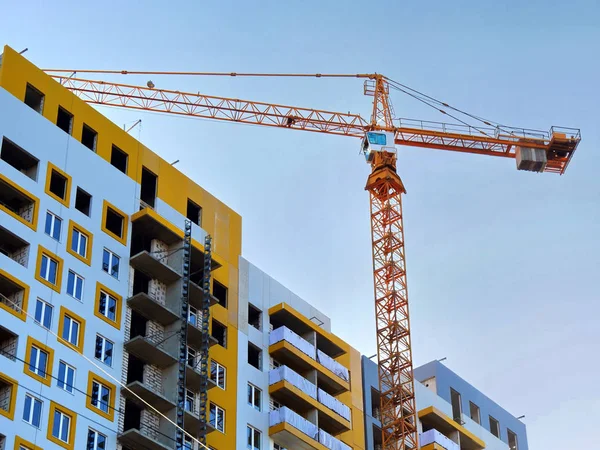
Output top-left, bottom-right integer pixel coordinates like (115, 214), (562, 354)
(0, 267), (29, 321)
(86, 372), (117, 422)
(13, 436), (43, 450)
(44, 162), (72, 207)
(47, 401), (77, 450)
(34, 245), (64, 292)
(0, 172), (39, 231)
(0, 371), (18, 420)
(94, 282), (122, 330)
(23, 336), (54, 386)
(57, 306), (86, 353)
(66, 219), (93, 266)
(101, 200), (128, 246)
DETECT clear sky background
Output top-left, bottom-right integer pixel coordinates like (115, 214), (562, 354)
(3, 0), (599, 447)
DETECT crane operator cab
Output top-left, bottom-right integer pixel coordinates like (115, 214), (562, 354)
(362, 131), (397, 162)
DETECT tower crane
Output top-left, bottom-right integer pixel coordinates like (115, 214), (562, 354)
(45, 69), (581, 450)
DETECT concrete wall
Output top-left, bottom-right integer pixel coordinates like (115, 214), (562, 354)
(415, 361), (528, 450)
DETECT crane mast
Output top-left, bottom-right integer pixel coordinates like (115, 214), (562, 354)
(49, 70), (581, 450)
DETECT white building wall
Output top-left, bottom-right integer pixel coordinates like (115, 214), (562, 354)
(0, 87), (139, 448)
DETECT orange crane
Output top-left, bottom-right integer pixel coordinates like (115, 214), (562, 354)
(45, 69), (581, 450)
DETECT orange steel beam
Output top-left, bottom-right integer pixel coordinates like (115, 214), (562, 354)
(54, 76), (580, 174)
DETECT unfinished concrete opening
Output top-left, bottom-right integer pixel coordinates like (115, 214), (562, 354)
(186, 199), (201, 226)
(0, 224), (29, 267)
(213, 279), (228, 308)
(49, 168), (68, 201)
(56, 106), (73, 135)
(127, 354), (145, 385)
(0, 179), (36, 226)
(0, 432), (5, 450)
(450, 388), (462, 422)
(0, 272), (26, 315)
(371, 387), (381, 420)
(248, 342), (262, 370)
(130, 310), (148, 339)
(105, 207), (125, 239)
(0, 137), (39, 180)
(75, 187), (91, 216)
(508, 429), (518, 450)
(140, 166), (157, 208)
(372, 424), (382, 447)
(469, 401), (480, 425)
(489, 416), (500, 438)
(248, 303), (261, 330)
(24, 83), (44, 114)
(111, 145), (128, 174)
(123, 399), (142, 432)
(212, 319), (227, 348)
(81, 124), (97, 152)
(132, 269), (151, 296)
(0, 324), (17, 361)
(0, 377), (14, 417)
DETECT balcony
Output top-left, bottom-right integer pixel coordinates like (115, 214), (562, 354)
(0, 174), (38, 230)
(269, 327), (350, 394)
(269, 366), (351, 433)
(269, 407), (351, 450)
(420, 429), (459, 450)
(127, 292), (179, 326)
(130, 250), (182, 284)
(189, 281), (218, 309)
(118, 429), (171, 450)
(0, 224), (29, 267)
(419, 406), (485, 450)
(185, 362), (218, 392)
(122, 380), (175, 414)
(124, 336), (177, 368)
(184, 401), (216, 436)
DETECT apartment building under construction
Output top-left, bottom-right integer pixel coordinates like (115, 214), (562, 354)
(0, 46), (527, 450)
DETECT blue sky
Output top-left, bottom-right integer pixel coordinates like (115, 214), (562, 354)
(4, 0), (599, 447)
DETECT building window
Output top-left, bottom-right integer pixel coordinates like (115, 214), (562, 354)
(273, 444), (285, 450)
(248, 303), (262, 330)
(24, 83), (44, 114)
(188, 305), (199, 327)
(67, 270), (84, 301)
(87, 428), (107, 450)
(508, 429), (518, 450)
(185, 389), (196, 413)
(0, 137), (39, 181)
(212, 319), (227, 348)
(248, 343), (262, 371)
(22, 394), (42, 428)
(95, 334), (114, 367)
(87, 373), (116, 421)
(95, 285), (122, 328)
(49, 402), (75, 447)
(489, 416), (500, 438)
(140, 167), (157, 208)
(68, 221), (92, 265)
(186, 199), (202, 226)
(75, 187), (92, 216)
(210, 360), (226, 389)
(36, 246), (63, 292)
(247, 383), (261, 411)
(39, 253), (58, 284)
(469, 401), (480, 425)
(34, 298), (53, 329)
(28, 344), (49, 379)
(184, 435), (194, 450)
(45, 211), (62, 241)
(209, 403), (225, 433)
(110, 145), (128, 174)
(58, 307), (85, 353)
(247, 425), (261, 450)
(450, 388), (462, 422)
(57, 361), (76, 393)
(56, 106), (74, 135)
(102, 201), (128, 245)
(187, 346), (198, 369)
(213, 279), (228, 308)
(102, 249), (119, 279)
(45, 163), (71, 206)
(81, 124), (98, 152)
(0, 373), (17, 420)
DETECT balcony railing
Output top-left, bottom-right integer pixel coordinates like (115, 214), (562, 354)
(317, 350), (349, 381)
(270, 406), (318, 441)
(317, 388), (351, 422)
(318, 429), (352, 450)
(269, 365), (317, 399)
(270, 326), (315, 359)
(420, 429), (459, 450)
